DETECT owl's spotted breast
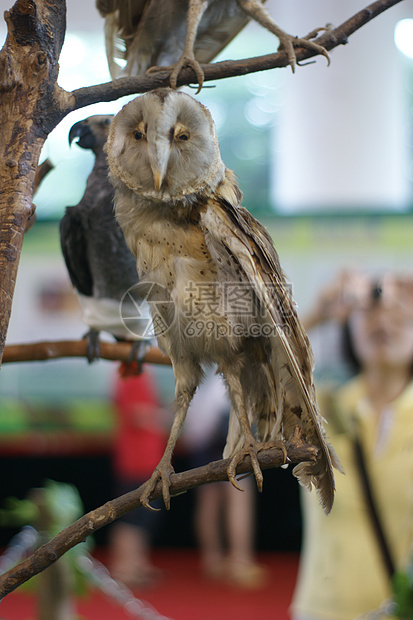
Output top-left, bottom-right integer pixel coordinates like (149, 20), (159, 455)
(140, 220), (216, 282)
(128, 206), (233, 360)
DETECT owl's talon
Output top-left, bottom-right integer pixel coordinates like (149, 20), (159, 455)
(227, 441), (264, 493)
(278, 32), (330, 73)
(146, 64), (164, 75)
(169, 56), (205, 93)
(141, 497), (160, 512)
(140, 464), (174, 510)
(227, 470), (245, 492)
(277, 440), (288, 465)
(140, 480), (159, 511)
(304, 26), (329, 41)
(227, 439), (290, 492)
(161, 476), (172, 510)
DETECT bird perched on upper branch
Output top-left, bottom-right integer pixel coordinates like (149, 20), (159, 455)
(96, 0), (329, 90)
(60, 115), (151, 363)
(106, 88), (342, 511)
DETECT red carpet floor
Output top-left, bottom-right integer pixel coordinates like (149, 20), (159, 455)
(0, 549), (299, 620)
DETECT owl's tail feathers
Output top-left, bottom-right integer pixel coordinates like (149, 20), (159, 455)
(266, 318), (343, 514)
(293, 439), (343, 514)
(103, 12), (125, 79)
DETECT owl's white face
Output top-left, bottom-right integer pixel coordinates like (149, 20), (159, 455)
(106, 88), (225, 203)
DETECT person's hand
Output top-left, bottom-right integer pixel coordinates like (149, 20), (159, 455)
(303, 271), (371, 330)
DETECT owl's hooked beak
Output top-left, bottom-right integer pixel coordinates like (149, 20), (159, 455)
(148, 140), (169, 193)
(153, 169), (163, 192)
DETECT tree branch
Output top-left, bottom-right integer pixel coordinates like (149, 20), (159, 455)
(66, 0), (404, 113)
(2, 340), (171, 366)
(0, 430), (317, 598)
(33, 159), (54, 196)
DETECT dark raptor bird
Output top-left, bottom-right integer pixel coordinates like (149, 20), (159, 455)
(60, 115), (151, 361)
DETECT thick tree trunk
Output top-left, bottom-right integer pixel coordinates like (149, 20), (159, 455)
(0, 0), (70, 360)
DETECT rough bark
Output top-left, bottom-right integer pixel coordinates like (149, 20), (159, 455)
(0, 0), (72, 361)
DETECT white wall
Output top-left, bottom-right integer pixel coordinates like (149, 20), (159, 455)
(268, 0), (413, 212)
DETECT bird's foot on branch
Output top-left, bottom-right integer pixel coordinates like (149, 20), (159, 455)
(227, 440), (264, 492)
(118, 339), (151, 377)
(227, 438), (287, 492)
(290, 424), (307, 446)
(140, 461), (175, 510)
(82, 329), (101, 363)
(170, 54), (205, 93)
(147, 54), (205, 93)
(278, 28), (330, 73)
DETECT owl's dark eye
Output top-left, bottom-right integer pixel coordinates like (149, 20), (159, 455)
(178, 133), (189, 141)
(134, 131), (144, 141)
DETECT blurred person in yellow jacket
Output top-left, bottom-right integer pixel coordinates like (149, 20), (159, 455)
(291, 272), (413, 620)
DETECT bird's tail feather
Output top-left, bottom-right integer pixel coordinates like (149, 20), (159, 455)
(104, 12), (125, 79)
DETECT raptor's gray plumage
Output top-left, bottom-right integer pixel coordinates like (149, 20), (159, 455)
(60, 115), (150, 358)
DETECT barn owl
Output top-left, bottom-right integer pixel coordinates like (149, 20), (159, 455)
(60, 115), (151, 362)
(106, 88), (342, 511)
(97, 0), (329, 89)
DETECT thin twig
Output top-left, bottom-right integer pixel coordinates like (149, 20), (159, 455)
(0, 432), (317, 598)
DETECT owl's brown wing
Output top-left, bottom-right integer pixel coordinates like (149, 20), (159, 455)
(191, 4), (249, 64)
(96, 0), (252, 78)
(96, 0), (149, 77)
(96, 0), (148, 36)
(200, 183), (342, 514)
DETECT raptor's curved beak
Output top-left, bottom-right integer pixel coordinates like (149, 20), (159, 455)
(69, 120), (93, 149)
(148, 139), (169, 193)
(152, 169), (163, 192)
